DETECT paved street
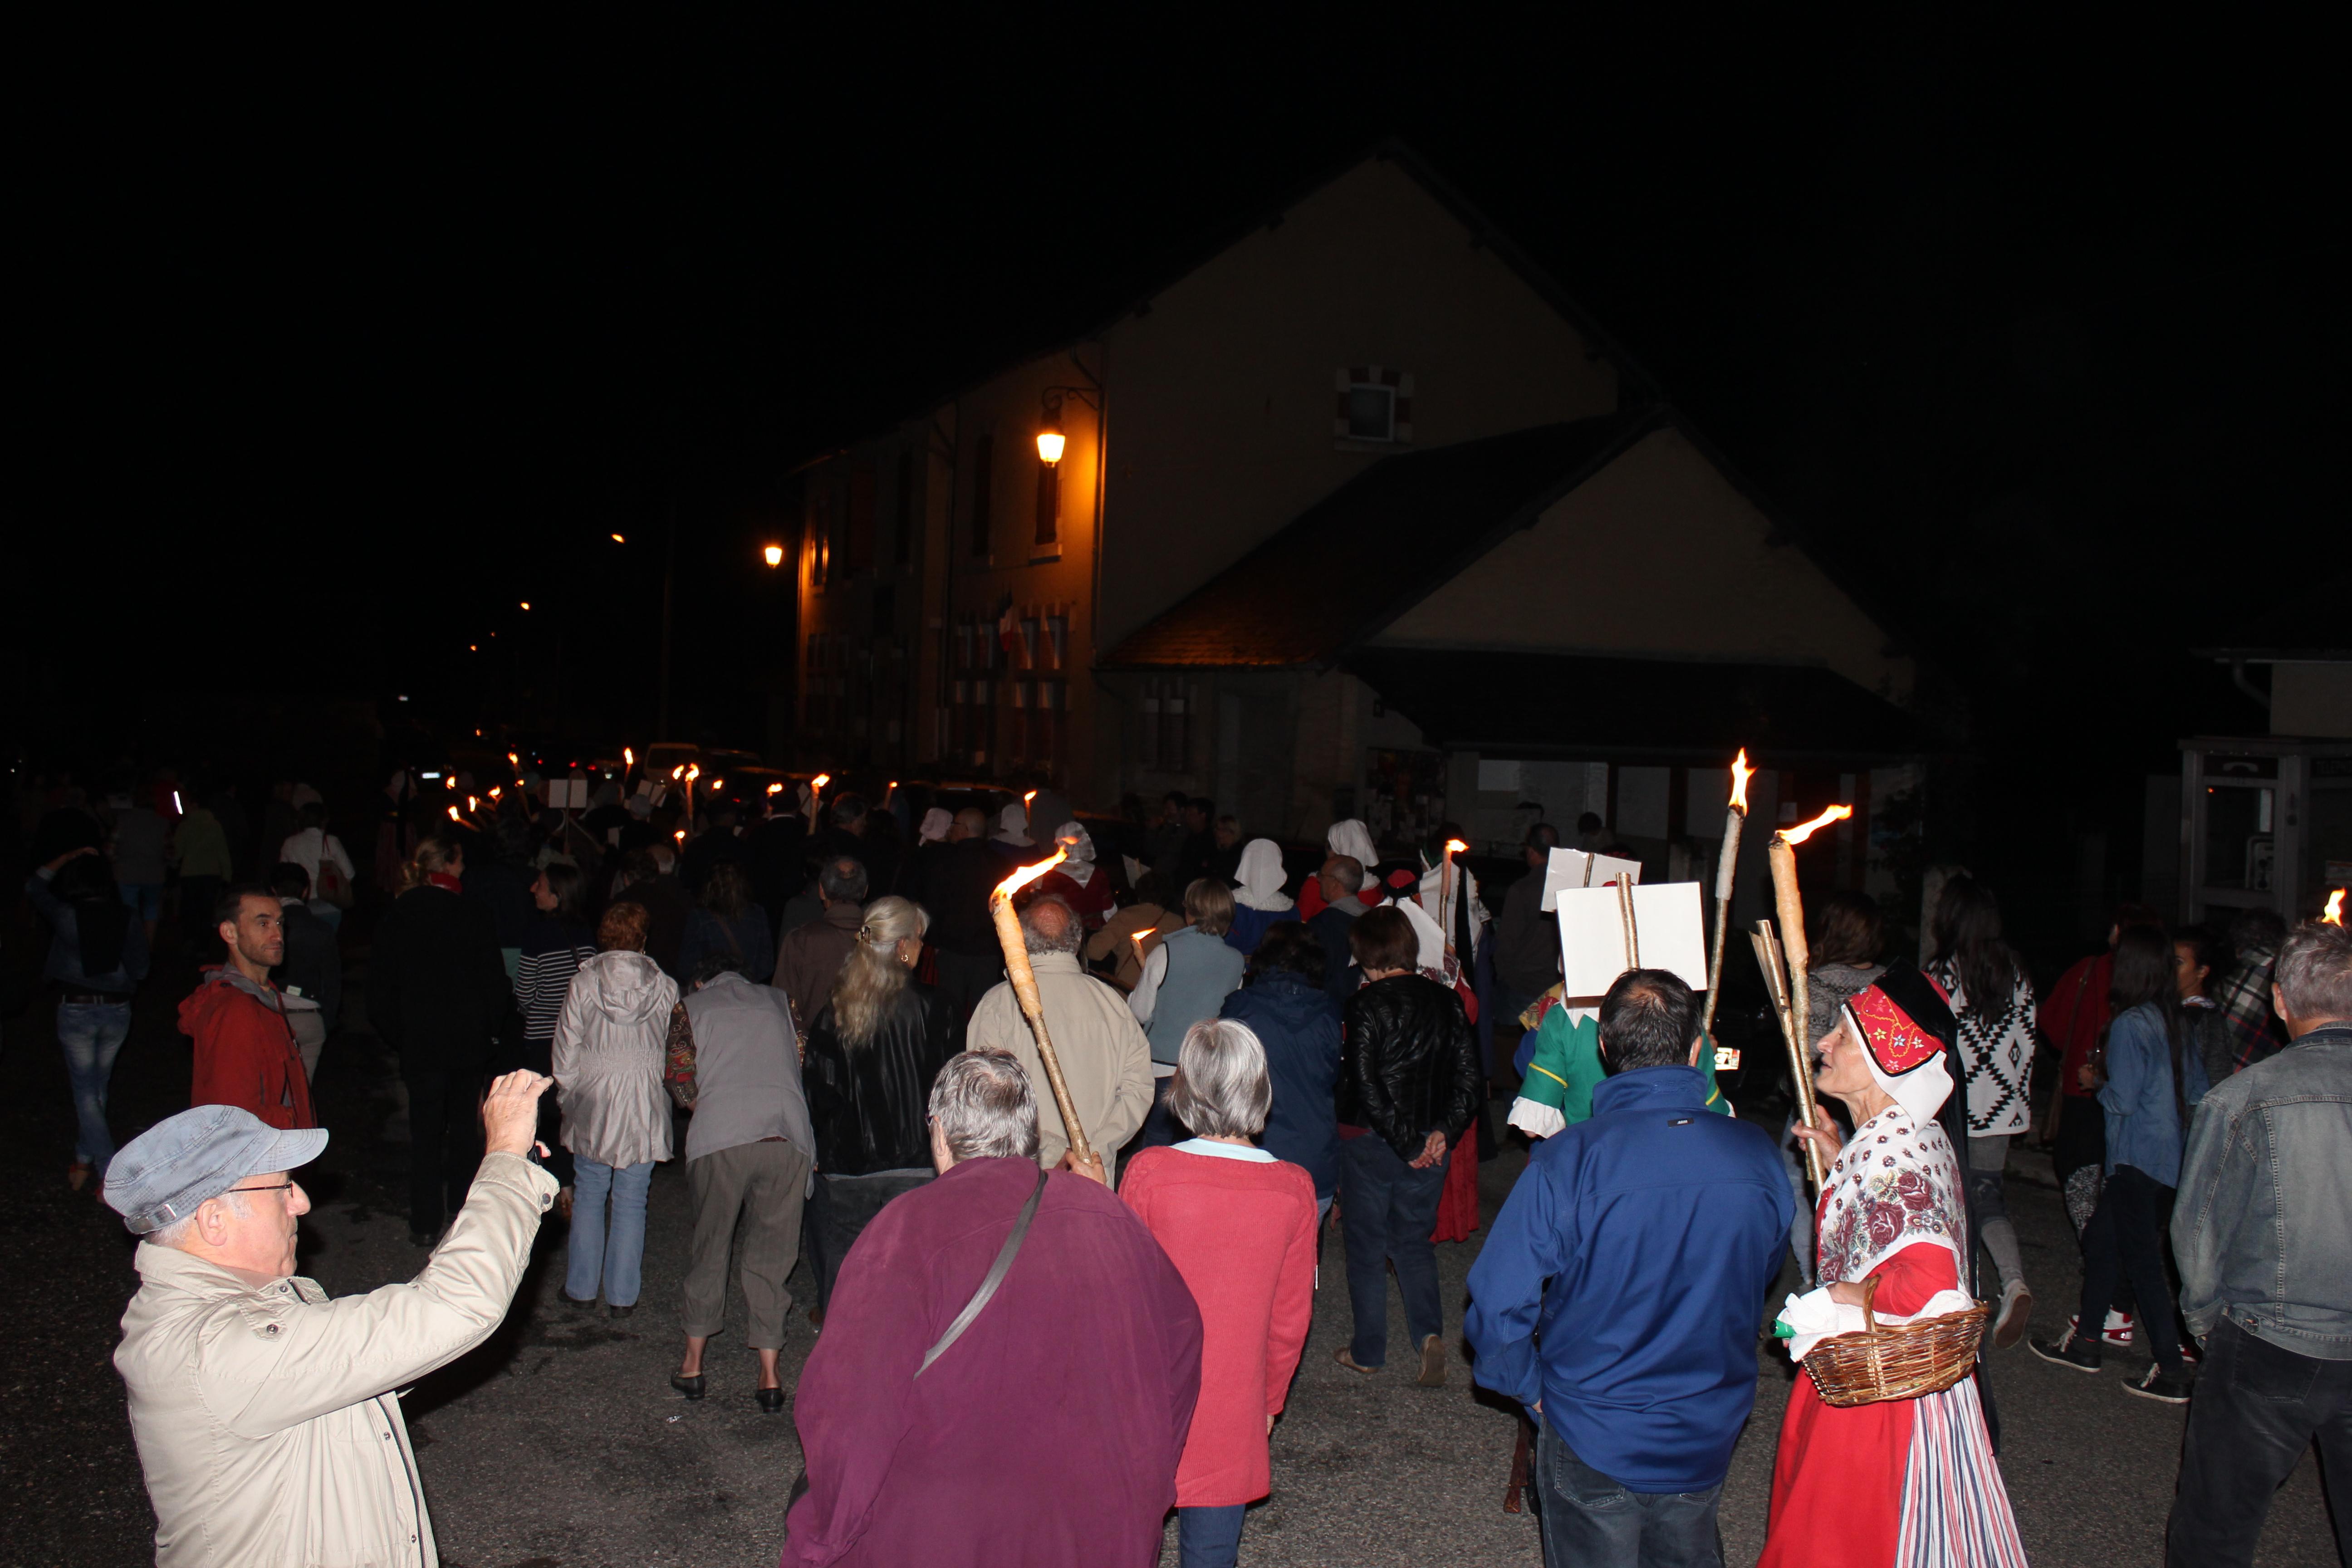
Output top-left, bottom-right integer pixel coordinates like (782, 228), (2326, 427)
(3, 938), (2338, 1568)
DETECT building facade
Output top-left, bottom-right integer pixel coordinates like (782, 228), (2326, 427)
(792, 146), (1920, 904)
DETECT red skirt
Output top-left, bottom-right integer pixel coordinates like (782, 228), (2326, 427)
(1431, 1116), (1480, 1243)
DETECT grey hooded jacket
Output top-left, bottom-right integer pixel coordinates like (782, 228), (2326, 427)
(2172, 1023), (2352, 1360)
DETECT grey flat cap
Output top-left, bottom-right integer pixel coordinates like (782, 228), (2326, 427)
(103, 1105), (329, 1235)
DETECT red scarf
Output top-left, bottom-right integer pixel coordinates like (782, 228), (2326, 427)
(426, 872), (463, 893)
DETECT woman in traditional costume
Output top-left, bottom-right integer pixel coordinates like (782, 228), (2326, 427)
(1758, 979), (2029, 1568)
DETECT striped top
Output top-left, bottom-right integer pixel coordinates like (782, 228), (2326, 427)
(515, 916), (597, 1043)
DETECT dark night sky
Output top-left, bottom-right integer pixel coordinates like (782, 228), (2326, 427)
(15, 13), (2346, 912)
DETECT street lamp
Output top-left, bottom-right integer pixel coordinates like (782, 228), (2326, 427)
(1035, 390), (1066, 466)
(763, 544), (784, 568)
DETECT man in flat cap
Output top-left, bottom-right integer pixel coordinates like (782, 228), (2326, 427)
(107, 1070), (558, 1567)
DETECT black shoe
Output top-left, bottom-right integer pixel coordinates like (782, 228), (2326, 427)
(2029, 1330), (2102, 1373)
(671, 1373), (706, 1401)
(755, 1386), (786, 1414)
(608, 1304), (635, 1320)
(2123, 1365), (2194, 1404)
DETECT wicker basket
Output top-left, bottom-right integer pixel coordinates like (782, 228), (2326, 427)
(1800, 1275), (1989, 1407)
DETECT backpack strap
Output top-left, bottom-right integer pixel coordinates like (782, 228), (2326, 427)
(916, 1167), (1050, 1377)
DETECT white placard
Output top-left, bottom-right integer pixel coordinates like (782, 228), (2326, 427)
(1540, 847), (1643, 911)
(1554, 880), (1708, 997)
(546, 779), (588, 809)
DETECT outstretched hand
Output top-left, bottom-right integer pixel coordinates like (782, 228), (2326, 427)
(481, 1071), (553, 1160)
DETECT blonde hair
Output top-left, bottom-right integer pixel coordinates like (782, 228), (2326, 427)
(1184, 877), (1235, 937)
(399, 835), (461, 893)
(830, 896), (928, 1047)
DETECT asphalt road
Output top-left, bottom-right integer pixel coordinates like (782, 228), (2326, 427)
(1, 927), (2338, 1567)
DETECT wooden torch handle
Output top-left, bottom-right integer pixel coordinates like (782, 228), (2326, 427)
(992, 893), (1093, 1161)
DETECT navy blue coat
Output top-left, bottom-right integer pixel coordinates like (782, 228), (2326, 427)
(1219, 971), (1343, 1201)
(1465, 1065), (1792, 1492)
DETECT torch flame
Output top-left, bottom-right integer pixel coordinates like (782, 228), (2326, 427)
(446, 805), (460, 822)
(1729, 749), (1754, 814)
(1023, 789), (1038, 808)
(671, 765), (684, 780)
(467, 796), (478, 813)
(1445, 838), (1469, 855)
(623, 747), (634, 767)
(766, 782), (784, 795)
(811, 773), (831, 792)
(1131, 930), (1150, 954)
(685, 764), (700, 783)
(488, 786), (501, 799)
(708, 778), (722, 793)
(991, 849), (1069, 906)
(1779, 804), (1854, 846)
(508, 752), (519, 766)
(2324, 888), (2345, 927)
(444, 776), (457, 789)
(674, 828), (686, 844)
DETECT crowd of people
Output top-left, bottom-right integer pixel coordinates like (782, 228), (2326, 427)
(11, 761), (2351, 1567)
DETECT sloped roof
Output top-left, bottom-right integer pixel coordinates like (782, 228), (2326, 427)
(1100, 413), (1653, 670)
(1344, 647), (1922, 763)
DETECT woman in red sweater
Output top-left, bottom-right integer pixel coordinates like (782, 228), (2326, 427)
(1119, 1019), (1318, 1568)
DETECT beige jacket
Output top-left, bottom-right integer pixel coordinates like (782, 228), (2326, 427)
(115, 1152), (558, 1567)
(967, 950), (1156, 1170)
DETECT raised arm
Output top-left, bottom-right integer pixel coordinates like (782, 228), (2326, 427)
(202, 1074), (555, 1437)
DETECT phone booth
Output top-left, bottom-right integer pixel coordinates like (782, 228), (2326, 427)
(2177, 735), (2352, 926)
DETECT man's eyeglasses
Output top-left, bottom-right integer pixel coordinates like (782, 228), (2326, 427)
(226, 1181), (297, 1196)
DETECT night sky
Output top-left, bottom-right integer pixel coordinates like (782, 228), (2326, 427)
(15, 15), (2344, 936)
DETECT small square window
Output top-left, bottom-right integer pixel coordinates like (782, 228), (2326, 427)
(1345, 384), (1396, 441)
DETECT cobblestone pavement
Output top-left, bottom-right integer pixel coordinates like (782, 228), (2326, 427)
(2, 941), (2337, 1567)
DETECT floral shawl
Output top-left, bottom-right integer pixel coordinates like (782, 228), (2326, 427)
(1816, 1105), (1969, 1285)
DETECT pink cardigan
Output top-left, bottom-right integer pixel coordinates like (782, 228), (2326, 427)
(1120, 1145), (1318, 1506)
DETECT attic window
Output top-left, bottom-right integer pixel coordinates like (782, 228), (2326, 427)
(1333, 367), (1415, 446)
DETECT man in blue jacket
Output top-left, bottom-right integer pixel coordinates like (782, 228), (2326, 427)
(1466, 967), (1791, 1567)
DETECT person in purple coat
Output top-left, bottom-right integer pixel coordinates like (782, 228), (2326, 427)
(783, 1049), (1203, 1568)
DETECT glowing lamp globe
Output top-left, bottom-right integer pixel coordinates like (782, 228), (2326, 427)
(1035, 429), (1065, 465)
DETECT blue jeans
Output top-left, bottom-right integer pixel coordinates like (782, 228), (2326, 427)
(118, 882), (162, 921)
(567, 1158), (653, 1307)
(57, 1001), (132, 1172)
(1536, 1419), (1724, 1568)
(1178, 1504), (1246, 1567)
(1339, 1132), (1447, 1367)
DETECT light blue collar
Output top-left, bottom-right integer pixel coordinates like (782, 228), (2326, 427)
(1173, 1137), (1274, 1163)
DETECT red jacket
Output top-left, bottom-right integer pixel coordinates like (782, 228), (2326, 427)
(2043, 952), (2112, 1099)
(1120, 1145), (1318, 1507)
(180, 966), (315, 1129)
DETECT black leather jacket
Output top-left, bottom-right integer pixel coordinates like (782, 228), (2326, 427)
(802, 983), (965, 1175)
(1338, 973), (1483, 1160)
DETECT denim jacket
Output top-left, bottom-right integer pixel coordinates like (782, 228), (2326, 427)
(2097, 1001), (2207, 1187)
(24, 869), (151, 994)
(2171, 1024), (2352, 1361)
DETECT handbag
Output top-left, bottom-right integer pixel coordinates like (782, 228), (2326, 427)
(314, 839), (355, 910)
(916, 1167), (1049, 1377)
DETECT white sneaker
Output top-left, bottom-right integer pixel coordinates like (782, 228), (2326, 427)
(1993, 1281), (2034, 1349)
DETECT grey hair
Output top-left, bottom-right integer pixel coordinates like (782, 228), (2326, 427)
(1169, 1019), (1272, 1139)
(2274, 921), (2352, 1022)
(1020, 893), (1083, 956)
(1323, 854), (1365, 894)
(147, 1186), (252, 1250)
(927, 1050), (1041, 1161)
(819, 856), (870, 903)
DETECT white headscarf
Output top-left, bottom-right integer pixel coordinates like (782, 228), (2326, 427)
(1326, 819), (1379, 873)
(1233, 838), (1294, 912)
(993, 803), (1033, 848)
(1052, 821), (1096, 886)
(918, 807), (954, 844)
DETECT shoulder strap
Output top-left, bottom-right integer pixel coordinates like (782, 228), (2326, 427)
(916, 1167), (1050, 1378)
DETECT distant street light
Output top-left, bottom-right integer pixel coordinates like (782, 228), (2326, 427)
(520, 601), (531, 611)
(611, 533), (626, 543)
(763, 544), (784, 568)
